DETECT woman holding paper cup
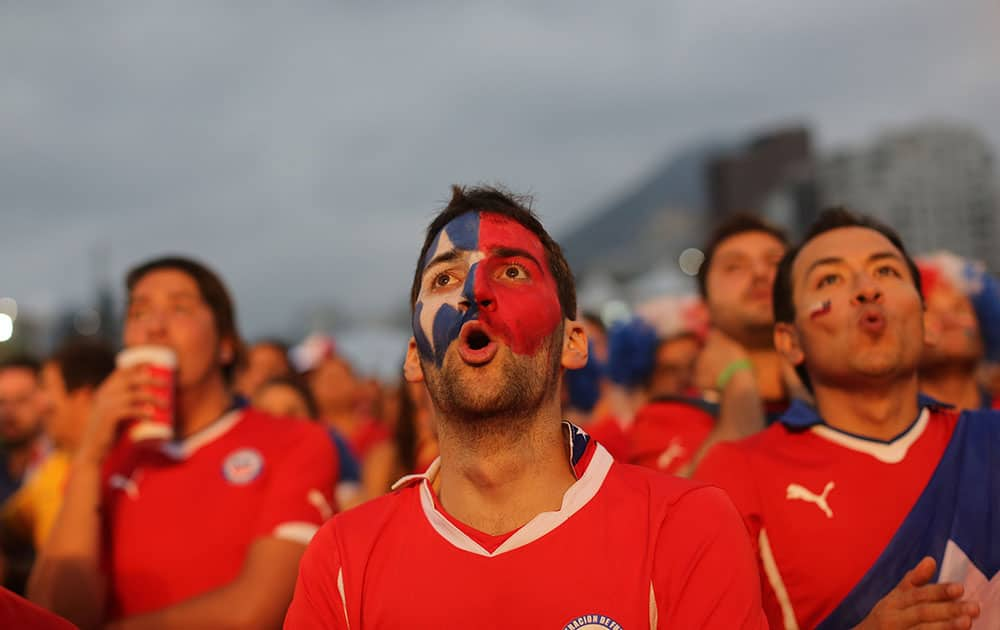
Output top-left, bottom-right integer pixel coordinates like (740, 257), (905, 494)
(28, 256), (338, 630)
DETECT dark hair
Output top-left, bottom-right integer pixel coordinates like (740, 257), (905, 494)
(48, 338), (116, 392)
(697, 213), (789, 298)
(126, 256), (245, 385)
(0, 355), (42, 378)
(772, 207), (923, 389)
(257, 375), (319, 419)
(409, 185), (577, 320)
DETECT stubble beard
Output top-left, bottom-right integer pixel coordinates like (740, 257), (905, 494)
(422, 333), (563, 443)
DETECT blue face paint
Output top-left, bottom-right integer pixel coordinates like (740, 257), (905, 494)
(414, 213), (482, 366)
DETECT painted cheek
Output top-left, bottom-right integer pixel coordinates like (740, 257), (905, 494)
(808, 299), (832, 320)
(476, 263), (561, 355)
(413, 265), (482, 367)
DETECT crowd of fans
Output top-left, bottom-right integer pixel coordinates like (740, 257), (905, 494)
(0, 186), (998, 628)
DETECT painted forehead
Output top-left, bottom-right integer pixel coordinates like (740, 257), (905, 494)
(421, 211), (547, 271)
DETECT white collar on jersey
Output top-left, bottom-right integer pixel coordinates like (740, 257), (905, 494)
(809, 407), (930, 464)
(160, 409), (243, 460)
(390, 429), (615, 558)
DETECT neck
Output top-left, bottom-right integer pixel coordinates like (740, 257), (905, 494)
(434, 399), (575, 535)
(812, 374), (921, 440)
(177, 373), (231, 439)
(748, 349), (786, 401)
(920, 363), (982, 410)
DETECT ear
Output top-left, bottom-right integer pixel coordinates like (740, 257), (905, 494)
(560, 319), (589, 370)
(922, 308), (940, 349)
(403, 337), (426, 383)
(219, 337), (235, 365)
(774, 322), (805, 367)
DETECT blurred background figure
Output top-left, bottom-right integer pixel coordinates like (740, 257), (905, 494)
(361, 377), (437, 502)
(0, 357), (49, 506)
(306, 355), (389, 463)
(1, 339), (115, 557)
(251, 375), (363, 509)
(917, 251), (1000, 410)
(0, 356), (50, 594)
(234, 339), (293, 401)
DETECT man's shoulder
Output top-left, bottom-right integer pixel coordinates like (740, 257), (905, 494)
(319, 485), (419, 550)
(606, 461), (732, 513)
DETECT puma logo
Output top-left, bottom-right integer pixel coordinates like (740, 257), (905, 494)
(786, 481), (835, 518)
(656, 438), (687, 470)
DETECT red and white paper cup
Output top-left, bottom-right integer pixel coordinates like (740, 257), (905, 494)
(116, 345), (176, 443)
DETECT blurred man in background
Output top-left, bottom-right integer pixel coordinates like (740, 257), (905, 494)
(0, 357), (49, 506)
(308, 356), (388, 462)
(29, 256), (336, 630)
(235, 339), (294, 401)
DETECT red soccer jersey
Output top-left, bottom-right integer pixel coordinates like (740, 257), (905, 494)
(101, 408), (337, 619)
(628, 398), (716, 474)
(0, 587), (75, 630)
(285, 424), (767, 629)
(695, 402), (959, 629)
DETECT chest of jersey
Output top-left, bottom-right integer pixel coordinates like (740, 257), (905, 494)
(104, 443), (271, 615)
(348, 490), (655, 629)
(756, 421), (952, 627)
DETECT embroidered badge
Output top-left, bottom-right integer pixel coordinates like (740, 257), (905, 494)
(222, 448), (264, 485)
(562, 614), (623, 630)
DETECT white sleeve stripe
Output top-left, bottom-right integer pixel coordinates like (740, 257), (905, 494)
(649, 581), (658, 629)
(272, 521), (319, 545)
(759, 528), (800, 630)
(338, 567), (350, 629)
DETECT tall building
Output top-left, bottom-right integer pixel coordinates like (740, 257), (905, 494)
(819, 122), (1000, 272)
(706, 126), (818, 236)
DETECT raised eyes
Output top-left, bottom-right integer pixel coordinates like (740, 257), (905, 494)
(814, 264), (903, 290)
(501, 264), (528, 281)
(875, 265), (902, 278)
(433, 272), (454, 288)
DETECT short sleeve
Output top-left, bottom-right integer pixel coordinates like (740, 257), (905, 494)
(255, 425), (338, 545)
(651, 486), (767, 629)
(284, 521), (349, 629)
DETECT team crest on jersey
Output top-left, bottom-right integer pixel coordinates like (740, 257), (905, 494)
(562, 614), (622, 630)
(222, 448), (264, 485)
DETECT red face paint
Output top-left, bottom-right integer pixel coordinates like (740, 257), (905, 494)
(808, 299), (832, 320)
(473, 213), (563, 355)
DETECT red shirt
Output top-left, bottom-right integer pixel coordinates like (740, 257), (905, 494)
(0, 587), (75, 630)
(285, 424), (767, 629)
(628, 398), (716, 474)
(695, 403), (958, 629)
(102, 408), (337, 619)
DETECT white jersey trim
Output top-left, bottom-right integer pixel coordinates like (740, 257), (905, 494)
(407, 443), (614, 558)
(272, 521), (319, 545)
(337, 567), (350, 630)
(161, 409), (243, 460)
(759, 528), (799, 630)
(649, 582), (658, 629)
(809, 408), (929, 464)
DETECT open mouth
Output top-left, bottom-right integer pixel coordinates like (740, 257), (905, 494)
(458, 321), (499, 365)
(857, 308), (886, 335)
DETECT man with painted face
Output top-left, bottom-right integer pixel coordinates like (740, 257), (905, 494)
(285, 186), (767, 629)
(696, 208), (997, 629)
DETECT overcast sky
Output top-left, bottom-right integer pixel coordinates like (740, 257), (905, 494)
(3, 1), (998, 345)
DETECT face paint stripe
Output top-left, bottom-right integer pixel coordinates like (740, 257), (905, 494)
(412, 301), (434, 361)
(443, 212), (480, 252)
(809, 300), (832, 319)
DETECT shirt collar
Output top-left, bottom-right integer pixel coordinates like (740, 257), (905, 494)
(779, 393), (953, 430)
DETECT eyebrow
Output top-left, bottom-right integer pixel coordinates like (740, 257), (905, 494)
(805, 250), (905, 277)
(422, 249), (463, 273)
(491, 247), (542, 268)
